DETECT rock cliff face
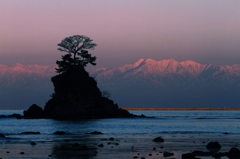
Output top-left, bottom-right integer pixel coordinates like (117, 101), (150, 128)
(24, 66), (133, 119)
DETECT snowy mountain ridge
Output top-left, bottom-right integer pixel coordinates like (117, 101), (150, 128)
(1, 59), (240, 109)
(90, 58), (240, 80)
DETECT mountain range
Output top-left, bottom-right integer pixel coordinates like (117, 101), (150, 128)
(1, 59), (240, 109)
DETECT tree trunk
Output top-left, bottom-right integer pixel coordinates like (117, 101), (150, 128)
(73, 53), (76, 65)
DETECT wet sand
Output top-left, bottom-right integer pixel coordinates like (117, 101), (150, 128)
(0, 134), (239, 159)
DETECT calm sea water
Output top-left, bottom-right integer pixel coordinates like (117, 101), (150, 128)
(0, 110), (240, 141)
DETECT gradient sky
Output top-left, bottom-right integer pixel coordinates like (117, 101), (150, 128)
(1, 0), (240, 68)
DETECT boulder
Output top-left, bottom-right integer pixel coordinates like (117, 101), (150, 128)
(206, 142), (221, 152)
(30, 142), (37, 145)
(97, 144), (104, 147)
(153, 137), (164, 142)
(0, 133), (5, 137)
(86, 131), (103, 134)
(228, 147), (240, 159)
(53, 131), (67, 135)
(163, 151), (174, 157)
(23, 104), (44, 119)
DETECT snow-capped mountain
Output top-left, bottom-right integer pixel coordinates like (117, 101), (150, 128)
(0, 64), (56, 109)
(90, 59), (240, 108)
(1, 59), (240, 109)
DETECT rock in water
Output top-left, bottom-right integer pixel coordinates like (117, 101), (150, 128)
(24, 66), (133, 119)
(206, 141), (221, 152)
(86, 131), (103, 134)
(163, 151), (174, 157)
(23, 104), (44, 119)
(0, 133), (5, 137)
(53, 131), (67, 135)
(228, 147), (240, 158)
(153, 137), (164, 142)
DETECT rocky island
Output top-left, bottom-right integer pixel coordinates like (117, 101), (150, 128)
(23, 35), (134, 119)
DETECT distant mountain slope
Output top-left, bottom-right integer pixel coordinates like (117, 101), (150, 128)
(0, 64), (56, 109)
(1, 59), (240, 109)
(90, 59), (240, 108)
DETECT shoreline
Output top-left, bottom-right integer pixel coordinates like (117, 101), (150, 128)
(0, 134), (239, 159)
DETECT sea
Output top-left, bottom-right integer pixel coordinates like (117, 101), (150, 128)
(1, 110), (240, 141)
(1, 110), (240, 159)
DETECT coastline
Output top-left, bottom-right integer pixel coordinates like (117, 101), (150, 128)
(0, 134), (239, 159)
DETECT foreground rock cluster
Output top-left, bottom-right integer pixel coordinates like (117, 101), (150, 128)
(151, 137), (240, 159)
(1, 132), (240, 159)
(23, 66), (134, 119)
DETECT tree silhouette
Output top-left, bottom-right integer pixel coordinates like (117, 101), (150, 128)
(56, 35), (97, 73)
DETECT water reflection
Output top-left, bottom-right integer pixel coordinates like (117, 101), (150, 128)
(49, 120), (100, 158)
(51, 140), (98, 159)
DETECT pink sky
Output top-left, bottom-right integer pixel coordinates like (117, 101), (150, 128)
(1, 0), (240, 68)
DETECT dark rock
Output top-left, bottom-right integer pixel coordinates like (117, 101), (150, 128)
(228, 147), (240, 159)
(30, 142), (37, 145)
(41, 66), (134, 119)
(163, 151), (174, 157)
(53, 131), (67, 135)
(0, 133), (5, 137)
(7, 114), (23, 119)
(23, 66), (137, 119)
(148, 154), (152, 156)
(153, 137), (164, 142)
(115, 143), (119, 145)
(153, 147), (156, 150)
(223, 132), (228, 134)
(133, 156), (138, 159)
(140, 114), (146, 117)
(97, 144), (104, 147)
(23, 104), (44, 119)
(206, 141), (221, 152)
(6, 151), (9, 153)
(109, 137), (114, 141)
(20, 131), (40, 134)
(107, 142), (111, 145)
(86, 131), (103, 134)
(19, 152), (25, 155)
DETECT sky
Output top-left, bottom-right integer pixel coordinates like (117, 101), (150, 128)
(1, 0), (240, 68)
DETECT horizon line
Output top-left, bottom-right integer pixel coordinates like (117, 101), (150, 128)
(122, 108), (240, 110)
